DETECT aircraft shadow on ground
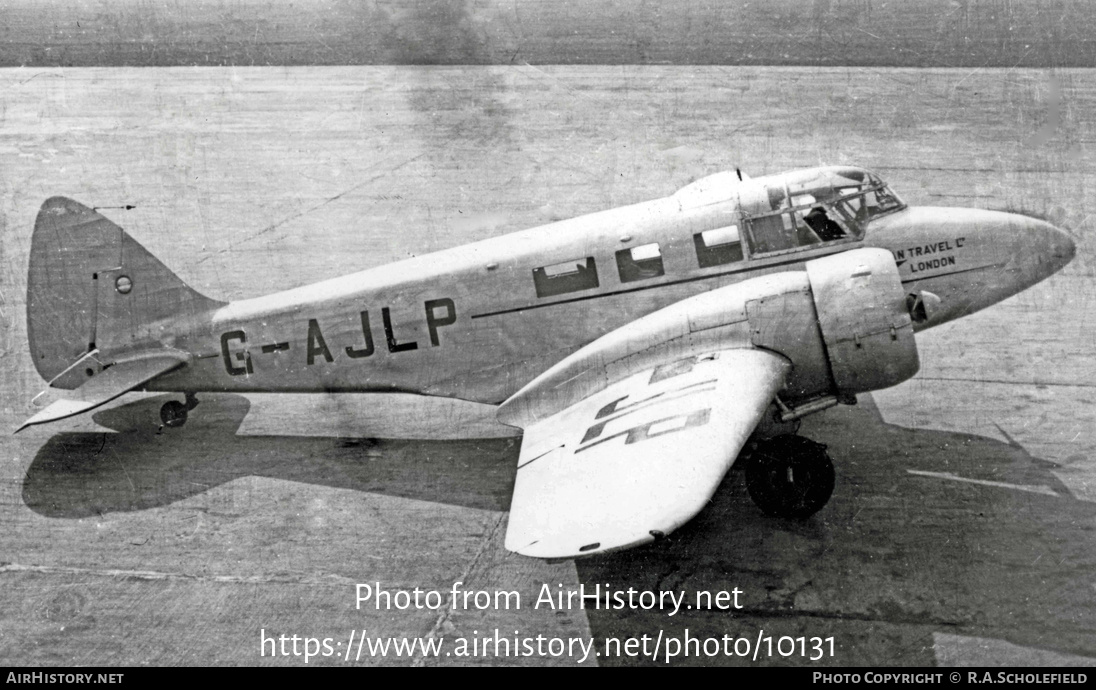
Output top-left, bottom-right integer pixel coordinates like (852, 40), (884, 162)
(576, 397), (1096, 666)
(22, 394), (519, 518)
(22, 392), (1096, 664)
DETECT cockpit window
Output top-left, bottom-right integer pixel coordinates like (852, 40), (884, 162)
(741, 166), (904, 256)
(800, 206), (848, 242)
(745, 213), (800, 254)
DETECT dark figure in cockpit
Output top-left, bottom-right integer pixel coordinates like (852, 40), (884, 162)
(803, 206), (846, 242)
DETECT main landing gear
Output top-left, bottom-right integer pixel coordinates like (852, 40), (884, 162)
(160, 392), (199, 429)
(742, 435), (835, 519)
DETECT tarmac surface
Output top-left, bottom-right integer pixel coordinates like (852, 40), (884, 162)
(2, 65), (1096, 666)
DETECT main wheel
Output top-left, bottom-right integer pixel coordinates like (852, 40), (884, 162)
(743, 435), (834, 519)
(160, 400), (188, 428)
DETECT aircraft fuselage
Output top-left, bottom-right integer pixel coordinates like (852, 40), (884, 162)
(148, 167), (1074, 406)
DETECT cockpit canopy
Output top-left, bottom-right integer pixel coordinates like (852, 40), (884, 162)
(737, 166), (904, 255)
(773, 166), (903, 221)
(674, 165), (905, 258)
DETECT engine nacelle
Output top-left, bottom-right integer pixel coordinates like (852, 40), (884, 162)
(500, 248), (919, 428)
(805, 248), (920, 395)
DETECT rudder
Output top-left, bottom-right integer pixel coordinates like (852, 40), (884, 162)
(27, 197), (225, 385)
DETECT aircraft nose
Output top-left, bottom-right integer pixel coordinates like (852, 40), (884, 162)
(1046, 221), (1076, 270)
(871, 206), (1074, 328)
(1018, 214), (1075, 278)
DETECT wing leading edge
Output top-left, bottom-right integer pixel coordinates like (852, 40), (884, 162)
(504, 348), (790, 559)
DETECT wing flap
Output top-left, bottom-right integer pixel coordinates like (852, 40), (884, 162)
(505, 348), (789, 558)
(16, 351), (189, 432)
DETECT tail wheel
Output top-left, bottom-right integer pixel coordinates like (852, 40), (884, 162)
(743, 435), (835, 519)
(160, 400), (188, 428)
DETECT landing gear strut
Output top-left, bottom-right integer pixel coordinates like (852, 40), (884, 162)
(160, 392), (199, 428)
(743, 435), (835, 519)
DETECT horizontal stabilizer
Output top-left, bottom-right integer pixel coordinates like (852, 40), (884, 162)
(16, 351), (188, 433)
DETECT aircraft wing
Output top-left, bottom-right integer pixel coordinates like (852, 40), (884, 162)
(16, 350), (189, 432)
(501, 348), (789, 558)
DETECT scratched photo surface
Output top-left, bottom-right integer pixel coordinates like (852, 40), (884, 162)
(2, 0), (1095, 668)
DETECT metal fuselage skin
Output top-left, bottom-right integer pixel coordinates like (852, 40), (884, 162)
(148, 169), (1075, 406)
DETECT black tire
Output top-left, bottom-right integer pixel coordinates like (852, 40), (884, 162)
(160, 400), (188, 428)
(743, 435), (834, 519)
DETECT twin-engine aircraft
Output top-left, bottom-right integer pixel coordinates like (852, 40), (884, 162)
(20, 166), (1074, 559)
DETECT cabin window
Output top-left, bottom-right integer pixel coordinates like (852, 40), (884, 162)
(616, 243), (665, 283)
(693, 225), (744, 268)
(533, 257), (599, 297)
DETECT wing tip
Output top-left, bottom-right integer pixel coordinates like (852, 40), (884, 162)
(507, 533), (658, 560)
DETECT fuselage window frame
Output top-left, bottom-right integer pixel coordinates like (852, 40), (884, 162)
(532, 256), (600, 298)
(693, 224), (745, 268)
(616, 242), (666, 283)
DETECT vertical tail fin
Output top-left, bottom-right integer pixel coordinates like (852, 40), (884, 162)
(27, 197), (225, 386)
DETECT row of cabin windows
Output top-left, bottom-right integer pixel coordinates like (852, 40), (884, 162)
(533, 226), (745, 298)
(532, 204), (859, 299)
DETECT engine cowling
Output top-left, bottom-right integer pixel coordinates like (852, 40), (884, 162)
(805, 248), (920, 395)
